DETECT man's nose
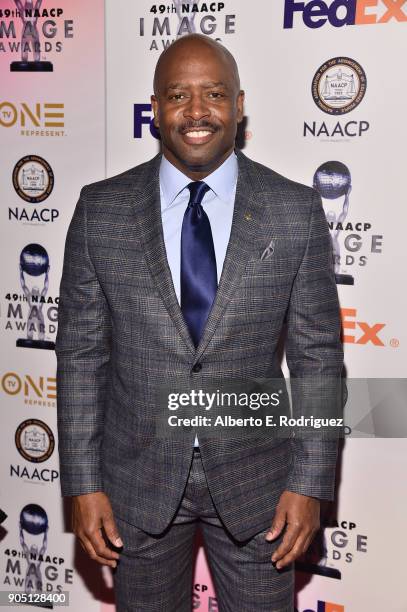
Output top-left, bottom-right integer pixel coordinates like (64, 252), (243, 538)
(183, 94), (210, 121)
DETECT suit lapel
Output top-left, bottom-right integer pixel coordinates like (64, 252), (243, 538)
(194, 150), (271, 362)
(131, 155), (196, 355)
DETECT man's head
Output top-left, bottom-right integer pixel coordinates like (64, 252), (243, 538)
(151, 34), (244, 180)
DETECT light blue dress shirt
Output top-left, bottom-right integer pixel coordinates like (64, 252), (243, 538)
(159, 151), (238, 301)
(159, 151), (238, 447)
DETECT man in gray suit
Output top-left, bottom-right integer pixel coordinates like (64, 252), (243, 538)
(56, 34), (343, 611)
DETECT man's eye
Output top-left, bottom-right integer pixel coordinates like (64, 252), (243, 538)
(209, 92), (224, 98)
(169, 94), (185, 100)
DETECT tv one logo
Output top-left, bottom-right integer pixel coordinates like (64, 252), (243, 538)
(1, 372), (56, 400)
(284, 0), (407, 28)
(0, 101), (64, 129)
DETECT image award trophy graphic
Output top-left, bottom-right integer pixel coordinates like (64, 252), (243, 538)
(17, 243), (55, 350)
(10, 0), (53, 72)
(173, 0), (200, 33)
(313, 161), (354, 285)
(19, 504), (52, 606)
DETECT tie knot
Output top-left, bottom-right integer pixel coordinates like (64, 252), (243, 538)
(187, 181), (210, 207)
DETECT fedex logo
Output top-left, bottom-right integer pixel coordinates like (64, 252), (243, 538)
(295, 600), (344, 612)
(284, 0), (407, 28)
(133, 104), (160, 139)
(341, 308), (385, 345)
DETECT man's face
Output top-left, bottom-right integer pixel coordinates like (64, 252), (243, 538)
(151, 41), (244, 178)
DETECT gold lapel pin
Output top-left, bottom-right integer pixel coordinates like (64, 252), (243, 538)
(244, 212), (252, 221)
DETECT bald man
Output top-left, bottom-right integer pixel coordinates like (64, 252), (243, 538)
(56, 34), (343, 611)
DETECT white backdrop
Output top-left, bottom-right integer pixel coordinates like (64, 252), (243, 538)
(1, 1), (406, 610)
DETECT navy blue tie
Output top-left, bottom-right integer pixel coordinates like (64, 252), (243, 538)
(181, 181), (217, 347)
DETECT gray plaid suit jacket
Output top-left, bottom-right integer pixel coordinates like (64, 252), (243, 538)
(55, 149), (343, 541)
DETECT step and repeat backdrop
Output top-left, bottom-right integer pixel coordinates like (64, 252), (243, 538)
(1, 1), (406, 611)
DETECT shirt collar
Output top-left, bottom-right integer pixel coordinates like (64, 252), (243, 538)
(159, 151), (238, 210)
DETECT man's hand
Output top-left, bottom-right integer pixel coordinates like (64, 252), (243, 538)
(72, 492), (123, 568)
(265, 490), (320, 569)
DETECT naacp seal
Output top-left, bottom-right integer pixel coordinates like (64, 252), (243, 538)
(312, 57), (367, 115)
(13, 155), (54, 204)
(15, 418), (55, 463)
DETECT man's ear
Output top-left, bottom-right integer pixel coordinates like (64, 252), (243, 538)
(151, 95), (159, 128)
(237, 90), (245, 123)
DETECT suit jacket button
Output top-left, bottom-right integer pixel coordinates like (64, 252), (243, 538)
(192, 363), (202, 373)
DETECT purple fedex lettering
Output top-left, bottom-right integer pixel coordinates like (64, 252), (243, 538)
(133, 104), (160, 139)
(284, 0), (357, 28)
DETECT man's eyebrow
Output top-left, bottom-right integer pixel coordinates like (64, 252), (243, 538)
(165, 81), (228, 91)
(166, 83), (185, 90)
(202, 81), (228, 88)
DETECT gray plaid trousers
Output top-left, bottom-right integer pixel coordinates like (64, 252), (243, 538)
(112, 448), (294, 612)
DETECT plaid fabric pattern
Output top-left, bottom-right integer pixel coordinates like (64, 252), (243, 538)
(113, 450), (294, 612)
(55, 149), (344, 541)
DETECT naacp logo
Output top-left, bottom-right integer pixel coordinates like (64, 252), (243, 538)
(312, 57), (367, 115)
(15, 418), (55, 463)
(12, 155), (54, 203)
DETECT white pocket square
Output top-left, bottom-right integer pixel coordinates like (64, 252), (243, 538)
(260, 239), (275, 261)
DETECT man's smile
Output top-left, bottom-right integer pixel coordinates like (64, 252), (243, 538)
(181, 128), (217, 145)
